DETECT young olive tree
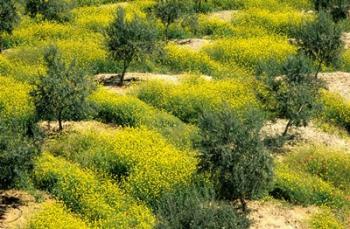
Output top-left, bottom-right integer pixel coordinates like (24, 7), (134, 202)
(155, 0), (190, 41)
(31, 46), (95, 131)
(25, 0), (73, 22)
(295, 11), (343, 79)
(198, 105), (273, 211)
(0, 0), (18, 52)
(106, 7), (157, 86)
(262, 55), (323, 136)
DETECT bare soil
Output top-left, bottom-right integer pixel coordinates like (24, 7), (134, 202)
(342, 32), (350, 49)
(96, 72), (212, 95)
(320, 72), (350, 100)
(208, 10), (238, 22)
(249, 200), (317, 229)
(175, 38), (212, 51)
(261, 119), (350, 152)
(0, 190), (47, 229)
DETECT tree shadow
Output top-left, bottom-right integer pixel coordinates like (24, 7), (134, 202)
(0, 192), (22, 222)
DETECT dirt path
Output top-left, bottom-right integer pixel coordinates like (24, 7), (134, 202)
(0, 190), (48, 229)
(320, 72), (350, 100)
(249, 200), (317, 229)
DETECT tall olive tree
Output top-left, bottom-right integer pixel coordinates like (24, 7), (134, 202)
(198, 105), (273, 211)
(31, 46), (95, 131)
(106, 7), (157, 86)
(0, 0), (18, 52)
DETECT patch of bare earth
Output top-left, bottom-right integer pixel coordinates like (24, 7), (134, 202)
(262, 119), (350, 152)
(208, 10), (238, 22)
(320, 72), (350, 100)
(342, 32), (350, 49)
(249, 200), (317, 229)
(0, 190), (48, 229)
(175, 38), (212, 51)
(261, 119), (350, 152)
(96, 72), (212, 95)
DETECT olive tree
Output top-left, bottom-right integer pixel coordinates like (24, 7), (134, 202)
(313, 0), (350, 22)
(106, 7), (157, 86)
(0, 119), (39, 189)
(295, 11), (343, 79)
(261, 55), (323, 136)
(0, 0), (18, 52)
(25, 0), (73, 22)
(198, 105), (273, 211)
(155, 0), (190, 41)
(31, 46), (95, 131)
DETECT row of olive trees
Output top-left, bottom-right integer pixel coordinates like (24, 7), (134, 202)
(256, 11), (343, 137)
(196, 10), (345, 212)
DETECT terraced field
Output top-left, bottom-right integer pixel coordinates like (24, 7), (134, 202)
(1, 0), (350, 228)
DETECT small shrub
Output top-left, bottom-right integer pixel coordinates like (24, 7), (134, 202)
(155, 183), (250, 229)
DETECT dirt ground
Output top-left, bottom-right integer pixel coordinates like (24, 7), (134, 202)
(175, 38), (212, 51)
(209, 10), (238, 22)
(97, 72), (212, 95)
(320, 72), (350, 100)
(342, 32), (350, 49)
(249, 200), (317, 229)
(261, 119), (350, 152)
(0, 190), (47, 229)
